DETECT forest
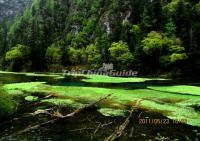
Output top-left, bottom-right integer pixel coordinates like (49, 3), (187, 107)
(0, 0), (200, 77)
(0, 0), (200, 141)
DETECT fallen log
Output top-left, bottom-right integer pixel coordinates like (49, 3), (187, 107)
(104, 109), (134, 141)
(29, 108), (53, 116)
(0, 93), (61, 125)
(104, 99), (142, 141)
(13, 94), (112, 135)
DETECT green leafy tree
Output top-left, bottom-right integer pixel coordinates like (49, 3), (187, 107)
(160, 37), (188, 67)
(68, 47), (86, 65)
(71, 31), (88, 48)
(109, 41), (134, 69)
(5, 44), (30, 61)
(86, 44), (102, 68)
(130, 24), (142, 50)
(141, 31), (163, 73)
(195, 2), (200, 16)
(165, 18), (176, 36)
(5, 44), (31, 71)
(45, 45), (63, 72)
(163, 0), (180, 17)
(140, 7), (153, 33)
(95, 33), (110, 62)
(142, 31), (163, 54)
(142, 31), (188, 74)
(45, 45), (63, 65)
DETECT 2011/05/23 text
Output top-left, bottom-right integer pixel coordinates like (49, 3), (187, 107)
(139, 118), (187, 125)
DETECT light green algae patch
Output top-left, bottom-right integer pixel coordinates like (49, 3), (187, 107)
(148, 85), (200, 96)
(25, 96), (39, 102)
(25, 73), (60, 77)
(78, 74), (167, 83)
(140, 100), (200, 126)
(42, 98), (84, 108)
(98, 108), (126, 117)
(3, 82), (47, 93)
(0, 71), (61, 77)
(47, 85), (200, 126)
(6, 90), (24, 95)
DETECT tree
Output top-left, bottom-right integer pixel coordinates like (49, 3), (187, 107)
(142, 31), (163, 54)
(140, 7), (153, 33)
(130, 24), (142, 50)
(165, 18), (176, 36)
(68, 47), (86, 65)
(142, 31), (188, 74)
(95, 33), (110, 62)
(0, 26), (4, 56)
(86, 44), (102, 68)
(45, 44), (63, 65)
(141, 31), (163, 73)
(5, 44), (31, 71)
(195, 2), (200, 16)
(45, 44), (63, 72)
(109, 41), (134, 69)
(71, 31), (89, 48)
(160, 37), (188, 68)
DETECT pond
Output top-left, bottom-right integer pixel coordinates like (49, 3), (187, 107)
(0, 72), (200, 141)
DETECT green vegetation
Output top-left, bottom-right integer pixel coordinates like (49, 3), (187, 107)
(45, 42), (63, 71)
(0, 87), (17, 118)
(0, 0), (200, 140)
(86, 44), (102, 68)
(3, 82), (47, 93)
(2, 74), (200, 127)
(141, 31), (188, 74)
(148, 85), (200, 96)
(25, 96), (39, 102)
(81, 75), (166, 83)
(109, 41), (133, 69)
(5, 44), (31, 71)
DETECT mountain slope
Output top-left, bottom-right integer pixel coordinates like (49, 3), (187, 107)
(0, 0), (200, 77)
(0, 0), (32, 21)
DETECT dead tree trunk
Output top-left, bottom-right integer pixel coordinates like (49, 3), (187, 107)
(104, 99), (142, 141)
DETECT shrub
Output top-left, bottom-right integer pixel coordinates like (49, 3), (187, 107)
(0, 87), (17, 118)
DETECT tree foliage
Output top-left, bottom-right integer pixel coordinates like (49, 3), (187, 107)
(5, 44), (30, 61)
(86, 44), (102, 68)
(109, 41), (133, 69)
(0, 0), (200, 77)
(142, 31), (163, 54)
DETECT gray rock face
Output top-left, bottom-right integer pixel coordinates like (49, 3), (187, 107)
(0, 0), (32, 21)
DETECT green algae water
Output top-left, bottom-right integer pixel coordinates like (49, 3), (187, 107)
(0, 72), (200, 140)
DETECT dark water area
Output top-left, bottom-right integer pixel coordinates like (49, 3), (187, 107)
(0, 103), (200, 141)
(0, 102), (199, 141)
(0, 73), (200, 140)
(1, 73), (200, 90)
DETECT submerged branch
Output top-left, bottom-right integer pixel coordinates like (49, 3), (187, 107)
(4, 94), (112, 138)
(104, 99), (142, 141)
(104, 109), (134, 141)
